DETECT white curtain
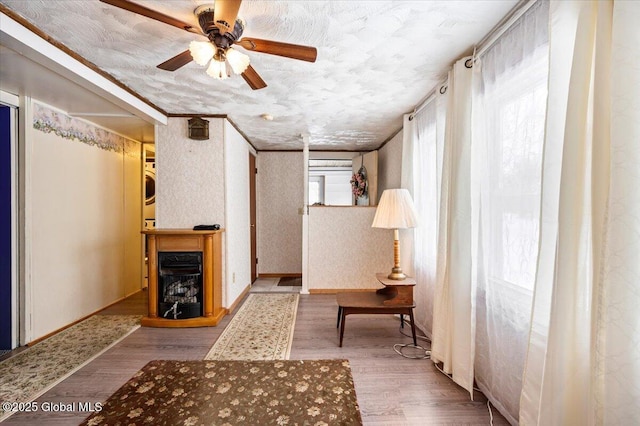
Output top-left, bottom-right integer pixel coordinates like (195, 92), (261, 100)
(430, 57), (475, 396)
(520, 1), (640, 424)
(404, 91), (447, 336)
(471, 1), (549, 423)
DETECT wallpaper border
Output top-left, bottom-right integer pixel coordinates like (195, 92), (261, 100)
(32, 102), (137, 154)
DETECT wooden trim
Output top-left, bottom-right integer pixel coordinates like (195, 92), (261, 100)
(258, 273), (302, 278)
(27, 289), (145, 346)
(168, 113), (227, 118)
(257, 149), (304, 152)
(309, 205), (377, 209)
(0, 4), (167, 117)
(225, 117), (259, 152)
(203, 234), (214, 317)
(147, 235), (158, 318)
(257, 149), (374, 153)
(141, 314), (224, 328)
(142, 229), (224, 235)
(309, 288), (380, 294)
(226, 284), (251, 314)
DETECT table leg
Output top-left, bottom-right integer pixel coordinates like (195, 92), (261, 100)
(339, 309), (347, 347)
(409, 309), (417, 346)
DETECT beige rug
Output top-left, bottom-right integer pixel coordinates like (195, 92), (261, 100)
(205, 293), (299, 360)
(80, 359), (362, 426)
(0, 314), (141, 421)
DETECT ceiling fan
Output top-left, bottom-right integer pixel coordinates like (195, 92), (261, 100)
(99, 0), (317, 90)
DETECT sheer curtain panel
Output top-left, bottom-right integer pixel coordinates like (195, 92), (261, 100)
(404, 93), (447, 336)
(471, 1), (549, 423)
(520, 1), (640, 424)
(430, 57), (475, 397)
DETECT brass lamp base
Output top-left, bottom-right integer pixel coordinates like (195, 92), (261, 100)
(387, 267), (406, 281)
(388, 230), (407, 280)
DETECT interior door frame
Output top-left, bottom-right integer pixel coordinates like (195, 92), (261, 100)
(249, 153), (257, 282)
(1, 92), (19, 349)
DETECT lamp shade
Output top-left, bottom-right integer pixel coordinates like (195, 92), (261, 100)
(189, 41), (215, 66)
(225, 48), (250, 74)
(371, 189), (418, 229)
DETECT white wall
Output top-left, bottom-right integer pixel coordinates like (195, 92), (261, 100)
(377, 130), (403, 202)
(123, 140), (143, 295)
(29, 102), (142, 340)
(257, 151), (303, 274)
(156, 117), (225, 228)
(308, 206), (394, 290)
(223, 121), (252, 306)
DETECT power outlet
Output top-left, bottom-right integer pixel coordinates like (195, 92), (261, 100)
(232, 272), (236, 283)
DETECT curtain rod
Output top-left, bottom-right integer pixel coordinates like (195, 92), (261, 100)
(409, 0), (539, 119)
(474, 0), (539, 59)
(408, 82), (446, 121)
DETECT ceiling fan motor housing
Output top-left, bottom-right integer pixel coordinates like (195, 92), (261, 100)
(196, 6), (244, 49)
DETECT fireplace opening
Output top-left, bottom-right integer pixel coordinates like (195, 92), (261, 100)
(157, 252), (203, 319)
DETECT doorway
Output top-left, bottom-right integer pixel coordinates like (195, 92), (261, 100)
(249, 153), (257, 283)
(0, 104), (17, 351)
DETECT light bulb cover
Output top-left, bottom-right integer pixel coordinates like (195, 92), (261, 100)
(189, 41), (215, 66)
(225, 48), (250, 74)
(206, 59), (229, 80)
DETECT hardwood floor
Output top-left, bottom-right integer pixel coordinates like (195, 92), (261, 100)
(3, 290), (508, 425)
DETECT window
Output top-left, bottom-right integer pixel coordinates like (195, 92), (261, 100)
(480, 27), (549, 292)
(308, 175), (324, 205)
(484, 74), (547, 290)
(308, 159), (353, 206)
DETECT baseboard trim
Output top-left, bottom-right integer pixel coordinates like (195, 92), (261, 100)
(309, 288), (379, 294)
(28, 288), (145, 346)
(258, 273), (302, 278)
(226, 284), (251, 314)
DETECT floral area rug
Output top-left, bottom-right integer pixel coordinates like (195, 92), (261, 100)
(0, 314), (140, 421)
(205, 293), (299, 361)
(80, 359), (362, 426)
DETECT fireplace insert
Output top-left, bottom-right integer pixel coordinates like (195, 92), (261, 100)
(157, 252), (203, 319)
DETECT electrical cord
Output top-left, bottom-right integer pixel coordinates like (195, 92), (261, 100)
(393, 317), (432, 359)
(434, 362), (496, 425)
(393, 319), (493, 426)
(395, 317), (494, 426)
(488, 400), (494, 426)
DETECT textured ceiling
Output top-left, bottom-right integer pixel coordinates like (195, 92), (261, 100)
(0, 0), (517, 150)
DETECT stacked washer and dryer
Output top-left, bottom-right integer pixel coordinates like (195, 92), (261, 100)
(144, 158), (155, 230)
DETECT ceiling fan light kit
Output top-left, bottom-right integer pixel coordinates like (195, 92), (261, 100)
(99, 0), (317, 90)
(189, 40), (215, 66)
(206, 58), (228, 80)
(225, 48), (250, 74)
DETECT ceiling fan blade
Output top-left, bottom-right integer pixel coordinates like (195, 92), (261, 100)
(99, 0), (201, 34)
(241, 65), (267, 90)
(236, 38), (317, 63)
(214, 0), (242, 34)
(157, 50), (193, 71)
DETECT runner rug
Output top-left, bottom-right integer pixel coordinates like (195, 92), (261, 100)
(80, 359), (362, 426)
(0, 314), (141, 421)
(204, 293), (299, 361)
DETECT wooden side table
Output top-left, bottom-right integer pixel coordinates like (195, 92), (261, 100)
(336, 274), (417, 347)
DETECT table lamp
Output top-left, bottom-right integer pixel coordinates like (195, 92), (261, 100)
(371, 189), (419, 280)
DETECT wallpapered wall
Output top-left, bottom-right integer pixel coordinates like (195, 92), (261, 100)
(223, 121), (252, 306)
(377, 129), (403, 202)
(30, 102), (142, 340)
(156, 117), (225, 228)
(308, 206), (394, 290)
(257, 151), (303, 274)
